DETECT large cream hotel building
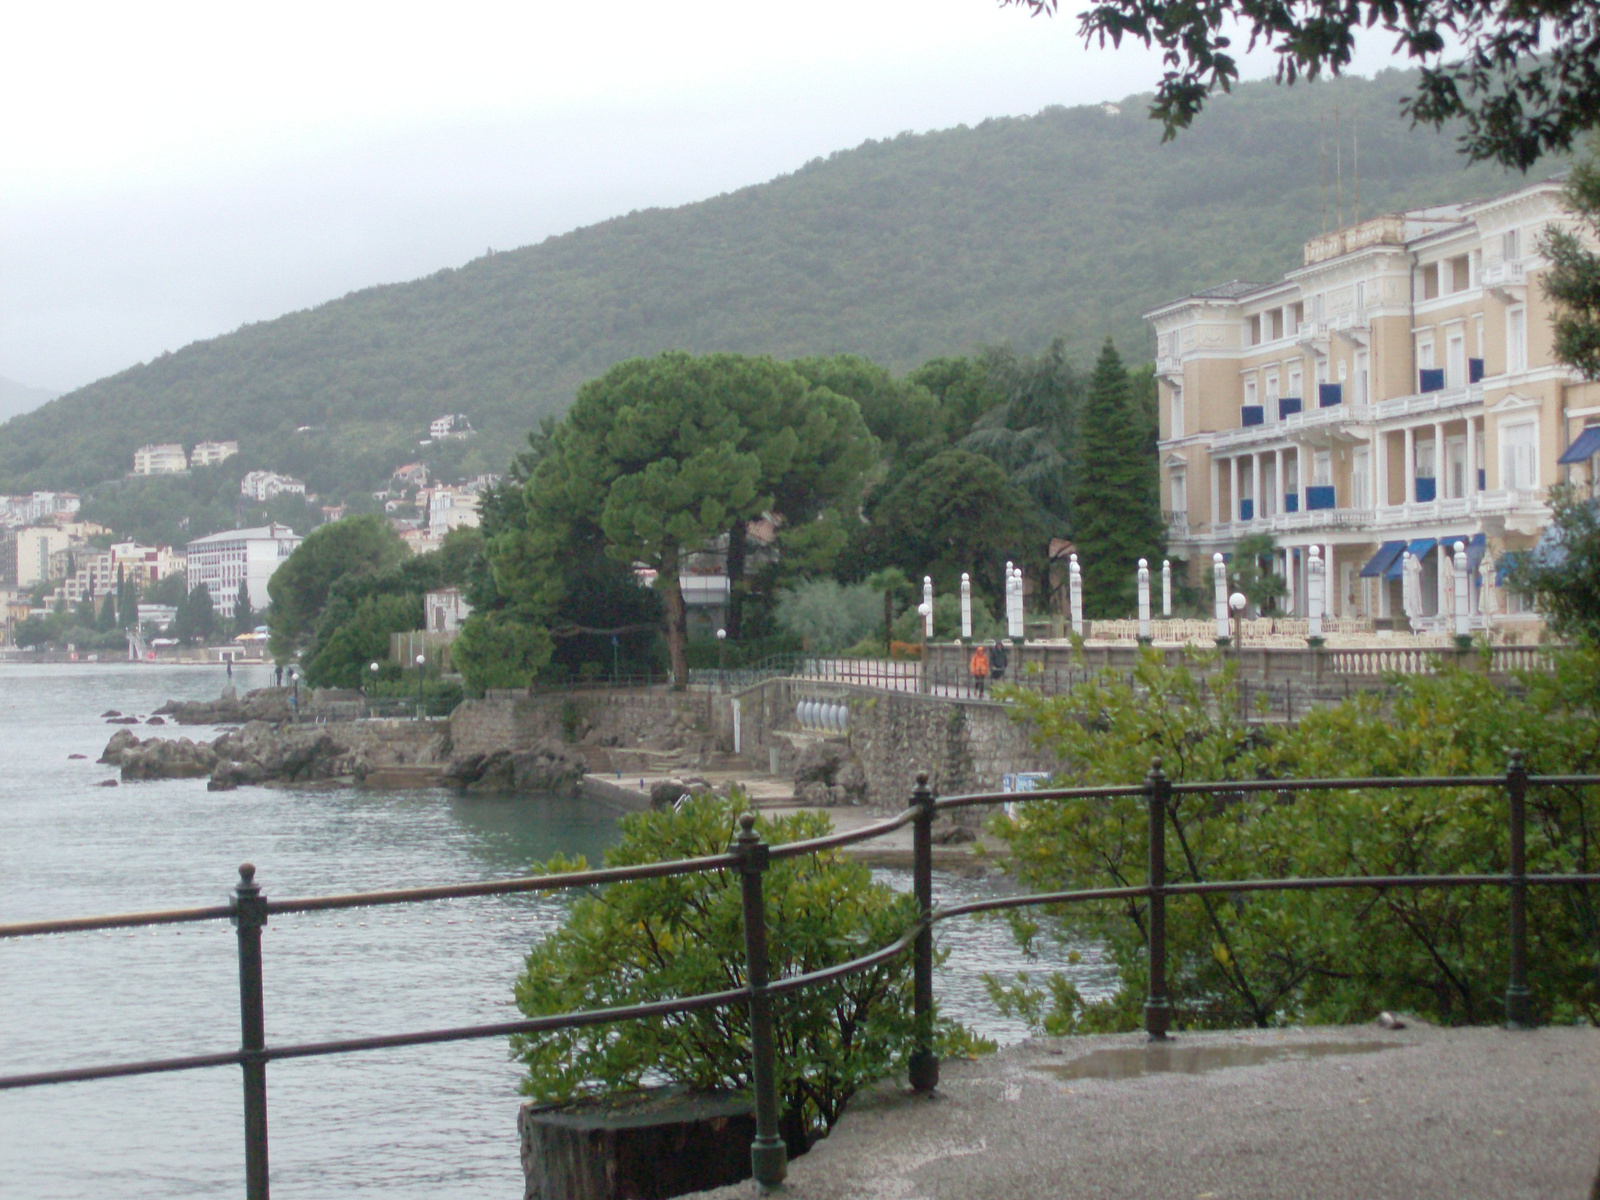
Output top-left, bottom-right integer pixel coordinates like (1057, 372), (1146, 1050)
(1148, 177), (1600, 629)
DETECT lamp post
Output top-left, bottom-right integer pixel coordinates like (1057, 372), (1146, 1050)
(1161, 559), (1172, 618)
(1069, 554), (1083, 639)
(716, 628), (727, 692)
(1213, 553), (1230, 645)
(288, 667), (299, 722)
(1137, 558), (1152, 645)
(368, 660), (380, 717)
(1229, 592), (1247, 717)
(414, 652), (426, 718)
(611, 634), (620, 685)
(959, 573), (972, 643)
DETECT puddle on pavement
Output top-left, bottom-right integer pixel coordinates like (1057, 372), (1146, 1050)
(1035, 1040), (1398, 1082)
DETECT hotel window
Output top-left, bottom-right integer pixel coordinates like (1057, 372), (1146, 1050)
(1288, 367), (1303, 400)
(1447, 333), (1466, 389)
(1169, 468), (1186, 515)
(1417, 339), (1435, 370)
(1507, 307), (1527, 372)
(1265, 373), (1280, 406)
(1312, 292), (1326, 322)
(1446, 437), (1467, 499)
(1503, 228), (1521, 261)
(1351, 448), (1370, 508)
(1244, 378), (1258, 407)
(1351, 284), (1363, 317)
(1500, 420), (1538, 490)
(1421, 263), (1440, 300)
(1169, 386), (1184, 438)
(1248, 315), (1262, 346)
(1448, 255), (1471, 293)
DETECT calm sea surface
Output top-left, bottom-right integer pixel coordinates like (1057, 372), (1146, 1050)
(0, 662), (1107, 1198)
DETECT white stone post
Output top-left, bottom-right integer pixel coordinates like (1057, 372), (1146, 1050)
(1161, 558), (1172, 618)
(1069, 554), (1084, 638)
(1453, 541), (1470, 637)
(1213, 552), (1230, 641)
(1008, 567), (1025, 640)
(922, 575), (935, 638)
(1307, 545), (1325, 640)
(1137, 558), (1151, 642)
(959, 572), (972, 641)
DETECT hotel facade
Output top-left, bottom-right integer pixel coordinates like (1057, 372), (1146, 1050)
(1147, 178), (1600, 630)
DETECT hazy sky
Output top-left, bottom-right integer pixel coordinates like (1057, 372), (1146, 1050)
(1, 1), (1405, 394)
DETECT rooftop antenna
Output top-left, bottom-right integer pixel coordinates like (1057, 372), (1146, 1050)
(1320, 115), (1328, 233)
(1352, 110), (1360, 224)
(1335, 105), (1344, 229)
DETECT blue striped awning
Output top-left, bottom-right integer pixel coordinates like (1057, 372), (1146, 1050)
(1360, 540), (1406, 579)
(1559, 425), (1600, 464)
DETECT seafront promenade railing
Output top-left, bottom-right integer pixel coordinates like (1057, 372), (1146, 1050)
(3, 756), (1599, 1197)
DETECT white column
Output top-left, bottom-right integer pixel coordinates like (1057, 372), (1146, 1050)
(1453, 541), (1470, 637)
(1435, 544), (1448, 616)
(1137, 559), (1151, 641)
(1296, 444), (1309, 512)
(1465, 417), (1478, 495)
(922, 575), (934, 638)
(1210, 457), (1222, 526)
(1004, 561), (1014, 634)
(1374, 429), (1387, 508)
(1404, 426), (1416, 506)
(1325, 543), (1336, 618)
(1250, 454), (1262, 522)
(1213, 552), (1229, 640)
(1286, 546), (1298, 615)
(1433, 420), (1445, 500)
(1069, 554), (1083, 638)
(1161, 559), (1172, 617)
(960, 573), (972, 640)
(1012, 566), (1025, 639)
(1274, 447), (1285, 514)
(1229, 458), (1240, 523)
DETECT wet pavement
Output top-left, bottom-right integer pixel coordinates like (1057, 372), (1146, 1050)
(689, 1024), (1600, 1200)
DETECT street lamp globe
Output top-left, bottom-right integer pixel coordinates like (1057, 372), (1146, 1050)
(415, 654), (426, 667)
(370, 662), (380, 674)
(1229, 592), (1247, 613)
(716, 628), (726, 641)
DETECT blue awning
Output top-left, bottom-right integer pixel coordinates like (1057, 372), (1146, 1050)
(1360, 540), (1406, 579)
(1559, 425), (1600, 464)
(1385, 537), (1437, 580)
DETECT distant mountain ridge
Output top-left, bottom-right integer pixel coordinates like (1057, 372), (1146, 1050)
(0, 376), (60, 426)
(0, 68), (1563, 498)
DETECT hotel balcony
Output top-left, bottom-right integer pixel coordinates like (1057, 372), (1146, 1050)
(1205, 488), (1546, 543)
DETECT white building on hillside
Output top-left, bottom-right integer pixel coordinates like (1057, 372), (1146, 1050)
(424, 587), (473, 634)
(134, 444), (188, 475)
(427, 487), (480, 538)
(2, 526), (71, 587)
(240, 470), (308, 502)
(429, 414), (473, 439)
(191, 440), (240, 468)
(185, 523), (303, 619)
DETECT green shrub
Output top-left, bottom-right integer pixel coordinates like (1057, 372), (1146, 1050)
(512, 795), (988, 1152)
(989, 648), (1600, 1032)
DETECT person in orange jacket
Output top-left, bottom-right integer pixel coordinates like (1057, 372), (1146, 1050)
(968, 643), (990, 696)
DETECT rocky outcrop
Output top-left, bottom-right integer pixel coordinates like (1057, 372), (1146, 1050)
(99, 729), (142, 763)
(154, 688), (294, 726)
(443, 743), (587, 795)
(120, 736), (219, 780)
(791, 741), (869, 807)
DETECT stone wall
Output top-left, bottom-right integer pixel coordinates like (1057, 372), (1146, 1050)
(451, 687), (718, 766)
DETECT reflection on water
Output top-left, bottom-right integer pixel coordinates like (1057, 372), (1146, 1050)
(0, 663), (1104, 1198)
(1036, 1039), (1399, 1082)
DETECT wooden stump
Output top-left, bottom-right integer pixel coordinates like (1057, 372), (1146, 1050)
(520, 1088), (756, 1200)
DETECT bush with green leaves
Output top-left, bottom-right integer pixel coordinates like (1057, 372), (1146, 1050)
(773, 580), (882, 654)
(988, 648), (1600, 1033)
(512, 795), (988, 1152)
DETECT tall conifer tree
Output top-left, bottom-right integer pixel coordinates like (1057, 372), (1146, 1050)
(1072, 338), (1164, 617)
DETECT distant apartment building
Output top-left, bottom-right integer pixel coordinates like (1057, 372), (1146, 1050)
(59, 543), (186, 607)
(2, 526), (72, 587)
(424, 587), (473, 634)
(0, 491), (82, 527)
(239, 470), (307, 503)
(133, 443), (188, 475)
(427, 487), (481, 538)
(1147, 177), (1600, 630)
(190, 440), (240, 468)
(185, 523), (303, 619)
(428, 414), (473, 440)
(391, 462), (428, 489)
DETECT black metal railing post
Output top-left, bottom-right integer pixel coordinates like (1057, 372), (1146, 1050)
(908, 773), (939, 1092)
(734, 813), (787, 1188)
(231, 863), (271, 1200)
(1504, 750), (1532, 1028)
(1144, 758), (1172, 1040)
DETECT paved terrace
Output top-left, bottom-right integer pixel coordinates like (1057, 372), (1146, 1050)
(690, 1024), (1600, 1200)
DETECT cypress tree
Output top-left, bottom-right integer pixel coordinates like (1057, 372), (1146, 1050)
(1072, 338), (1165, 617)
(235, 580), (256, 637)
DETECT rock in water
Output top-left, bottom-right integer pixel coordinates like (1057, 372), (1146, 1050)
(99, 729), (142, 763)
(120, 737), (220, 781)
(68, 753), (86, 760)
(100, 710), (120, 718)
(145, 716), (166, 726)
(96, 778), (119, 787)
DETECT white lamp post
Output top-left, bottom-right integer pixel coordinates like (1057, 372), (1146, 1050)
(1137, 558), (1151, 643)
(960, 573), (972, 641)
(1213, 552), (1230, 643)
(922, 576), (934, 638)
(1161, 559), (1172, 618)
(1452, 541), (1470, 638)
(1069, 554), (1083, 639)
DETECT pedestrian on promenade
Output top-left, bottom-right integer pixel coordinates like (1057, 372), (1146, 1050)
(989, 639), (1008, 684)
(969, 643), (990, 696)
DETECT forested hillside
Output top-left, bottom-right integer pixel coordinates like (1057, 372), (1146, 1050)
(0, 68), (1560, 496)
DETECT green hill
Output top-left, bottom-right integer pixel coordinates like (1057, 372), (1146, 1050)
(0, 68), (1562, 500)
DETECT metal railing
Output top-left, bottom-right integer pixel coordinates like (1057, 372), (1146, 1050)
(3, 756), (1598, 1197)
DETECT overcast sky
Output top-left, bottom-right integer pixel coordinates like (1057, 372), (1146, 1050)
(0, 1), (1406, 395)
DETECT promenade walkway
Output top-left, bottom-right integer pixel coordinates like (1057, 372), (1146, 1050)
(692, 1024), (1600, 1200)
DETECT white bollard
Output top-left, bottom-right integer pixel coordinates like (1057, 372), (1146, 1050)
(1453, 541), (1470, 638)
(1307, 545), (1324, 640)
(960, 572), (972, 641)
(1010, 566), (1025, 639)
(922, 576), (935, 639)
(1162, 558), (1172, 618)
(1069, 554), (1084, 639)
(1137, 559), (1151, 642)
(1213, 552), (1229, 641)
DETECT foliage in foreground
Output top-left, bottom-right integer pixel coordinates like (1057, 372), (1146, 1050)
(988, 649), (1600, 1034)
(512, 796), (988, 1152)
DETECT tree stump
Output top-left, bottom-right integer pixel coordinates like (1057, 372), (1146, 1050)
(519, 1088), (755, 1200)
